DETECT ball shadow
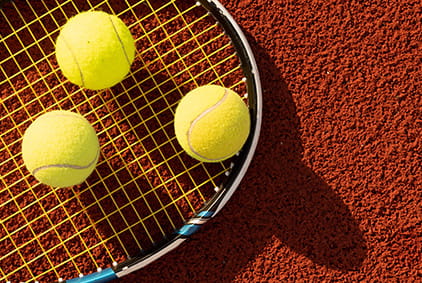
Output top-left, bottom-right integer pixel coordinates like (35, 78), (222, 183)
(120, 33), (367, 282)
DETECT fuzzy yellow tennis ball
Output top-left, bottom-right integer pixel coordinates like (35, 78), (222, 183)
(174, 85), (251, 162)
(22, 110), (100, 187)
(55, 10), (135, 90)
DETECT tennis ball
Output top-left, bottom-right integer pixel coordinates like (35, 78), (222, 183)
(174, 85), (250, 162)
(22, 110), (100, 187)
(55, 10), (135, 90)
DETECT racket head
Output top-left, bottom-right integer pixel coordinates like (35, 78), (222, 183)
(0, 0), (262, 282)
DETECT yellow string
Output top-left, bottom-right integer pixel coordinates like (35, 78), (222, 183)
(0, 0), (243, 281)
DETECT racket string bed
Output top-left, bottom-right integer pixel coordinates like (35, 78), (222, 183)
(0, 0), (261, 282)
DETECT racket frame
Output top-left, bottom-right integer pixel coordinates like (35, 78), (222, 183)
(0, 0), (262, 282)
(106, 1), (262, 281)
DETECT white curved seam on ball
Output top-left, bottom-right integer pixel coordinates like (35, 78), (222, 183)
(108, 15), (132, 67)
(61, 35), (85, 87)
(187, 89), (237, 162)
(32, 148), (100, 175)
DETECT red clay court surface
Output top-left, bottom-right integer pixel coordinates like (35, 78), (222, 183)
(2, 0), (421, 282)
(124, 1), (421, 282)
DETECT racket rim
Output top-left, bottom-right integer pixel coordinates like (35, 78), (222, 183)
(109, 0), (263, 280)
(0, 0), (262, 282)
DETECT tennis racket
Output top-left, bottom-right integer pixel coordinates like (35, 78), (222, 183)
(0, 0), (262, 282)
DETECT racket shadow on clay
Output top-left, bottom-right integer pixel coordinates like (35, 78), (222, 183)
(121, 34), (369, 282)
(232, 36), (368, 272)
